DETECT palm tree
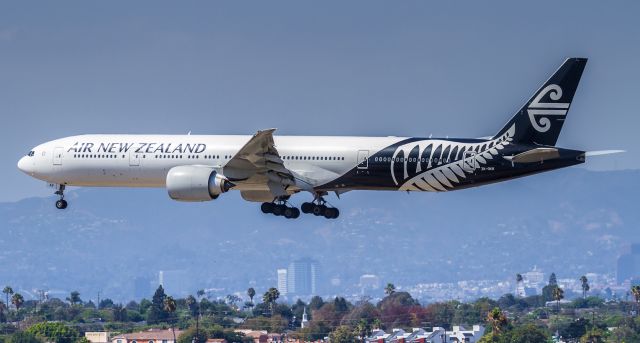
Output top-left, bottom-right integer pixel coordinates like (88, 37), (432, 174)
(247, 287), (256, 305)
(580, 276), (590, 299)
(163, 296), (177, 342)
(515, 274), (523, 297)
(66, 291), (81, 306)
(486, 307), (508, 334)
(2, 287), (13, 311)
(384, 283), (396, 296)
(262, 288), (280, 314)
(553, 287), (564, 313)
(631, 285), (640, 316)
(11, 293), (24, 311)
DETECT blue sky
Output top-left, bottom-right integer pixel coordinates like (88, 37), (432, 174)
(1, 1), (638, 201)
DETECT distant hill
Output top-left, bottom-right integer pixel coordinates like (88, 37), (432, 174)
(1, 168), (638, 301)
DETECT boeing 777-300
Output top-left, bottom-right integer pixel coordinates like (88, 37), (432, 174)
(17, 58), (621, 219)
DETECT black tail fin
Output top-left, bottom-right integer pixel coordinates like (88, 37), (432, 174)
(494, 58), (587, 146)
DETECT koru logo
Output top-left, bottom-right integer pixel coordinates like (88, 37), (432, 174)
(527, 84), (569, 133)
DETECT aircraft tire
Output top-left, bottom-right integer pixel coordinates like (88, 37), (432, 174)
(273, 204), (286, 216)
(301, 202), (313, 214)
(292, 207), (300, 218)
(284, 207), (295, 219)
(312, 204), (327, 216)
(261, 202), (274, 214)
(55, 199), (68, 210)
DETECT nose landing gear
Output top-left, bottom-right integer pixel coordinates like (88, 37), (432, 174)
(301, 195), (339, 219)
(54, 184), (67, 209)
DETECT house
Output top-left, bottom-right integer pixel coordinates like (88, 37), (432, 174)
(366, 325), (484, 343)
(85, 332), (111, 343)
(111, 329), (183, 343)
(446, 325), (485, 343)
(205, 339), (227, 343)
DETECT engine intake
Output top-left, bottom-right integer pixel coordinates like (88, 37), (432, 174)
(166, 166), (232, 202)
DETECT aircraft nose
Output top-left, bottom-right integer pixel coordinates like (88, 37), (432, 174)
(17, 156), (32, 174)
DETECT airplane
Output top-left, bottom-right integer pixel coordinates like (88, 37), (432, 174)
(17, 58), (621, 219)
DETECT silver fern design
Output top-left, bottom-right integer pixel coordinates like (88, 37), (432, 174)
(391, 124), (515, 191)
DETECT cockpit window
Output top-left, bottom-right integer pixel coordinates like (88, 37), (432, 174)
(27, 151), (35, 157)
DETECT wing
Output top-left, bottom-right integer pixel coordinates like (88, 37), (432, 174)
(223, 129), (304, 197)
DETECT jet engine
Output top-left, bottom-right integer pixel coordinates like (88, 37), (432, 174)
(166, 166), (232, 201)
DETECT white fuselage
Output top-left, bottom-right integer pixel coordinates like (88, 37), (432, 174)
(17, 134), (404, 191)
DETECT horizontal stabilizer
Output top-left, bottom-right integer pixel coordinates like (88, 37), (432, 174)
(584, 150), (625, 157)
(504, 147), (560, 164)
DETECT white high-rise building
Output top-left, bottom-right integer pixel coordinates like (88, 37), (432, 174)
(277, 269), (288, 296)
(287, 258), (319, 295)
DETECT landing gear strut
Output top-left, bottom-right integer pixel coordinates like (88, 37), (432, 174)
(261, 198), (300, 219)
(54, 184), (68, 210)
(301, 194), (339, 219)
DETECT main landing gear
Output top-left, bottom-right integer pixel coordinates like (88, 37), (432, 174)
(54, 184), (68, 210)
(301, 195), (339, 219)
(261, 199), (300, 219)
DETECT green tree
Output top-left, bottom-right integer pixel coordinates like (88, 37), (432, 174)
(509, 324), (549, 343)
(580, 328), (604, 343)
(486, 307), (508, 334)
(247, 287), (256, 305)
(2, 287), (13, 311)
(147, 285), (168, 324)
(553, 287), (564, 312)
(548, 273), (557, 286)
(11, 293), (24, 311)
(580, 276), (590, 299)
(262, 288), (280, 315)
(163, 296), (177, 343)
(384, 283), (396, 296)
(176, 327), (207, 343)
(631, 285), (640, 315)
(186, 295), (197, 317)
(66, 291), (82, 306)
(9, 332), (41, 343)
(329, 325), (355, 343)
(26, 322), (79, 343)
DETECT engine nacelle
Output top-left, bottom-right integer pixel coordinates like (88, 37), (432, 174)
(166, 166), (232, 202)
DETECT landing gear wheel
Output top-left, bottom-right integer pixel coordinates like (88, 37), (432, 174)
(291, 207), (300, 218)
(273, 204), (286, 216)
(54, 184), (67, 210)
(261, 202), (274, 214)
(313, 204), (327, 216)
(284, 207), (295, 219)
(55, 199), (68, 210)
(301, 202), (314, 214)
(324, 207), (339, 219)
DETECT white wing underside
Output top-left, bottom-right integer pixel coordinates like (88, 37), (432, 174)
(222, 129), (310, 200)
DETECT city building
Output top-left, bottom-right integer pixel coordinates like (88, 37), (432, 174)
(112, 329), (182, 343)
(286, 258), (319, 296)
(360, 274), (381, 295)
(523, 266), (545, 293)
(277, 269), (288, 296)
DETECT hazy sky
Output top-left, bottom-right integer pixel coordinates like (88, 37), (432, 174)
(1, 1), (638, 201)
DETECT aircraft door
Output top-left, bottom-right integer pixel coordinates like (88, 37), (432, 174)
(129, 150), (140, 166)
(357, 150), (369, 169)
(53, 147), (64, 165)
(462, 151), (477, 173)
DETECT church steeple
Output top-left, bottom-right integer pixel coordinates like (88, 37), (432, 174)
(301, 307), (309, 328)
